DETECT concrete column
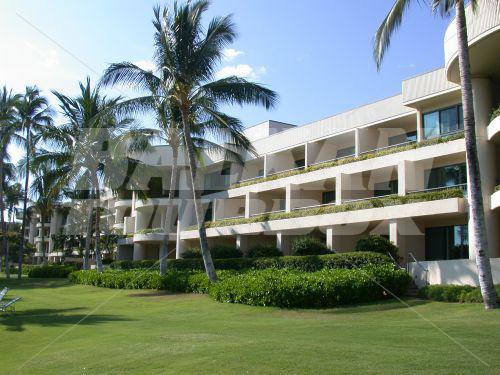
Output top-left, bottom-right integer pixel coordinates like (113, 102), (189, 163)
(236, 234), (249, 254)
(416, 110), (423, 142)
(336, 173), (351, 204)
(133, 243), (146, 260)
(468, 78), (500, 258)
(354, 128), (360, 157)
(245, 192), (255, 218)
(263, 155), (268, 177)
(212, 198), (217, 222)
(389, 218), (424, 263)
(326, 227), (337, 251)
(286, 184), (299, 212)
(276, 232), (291, 255)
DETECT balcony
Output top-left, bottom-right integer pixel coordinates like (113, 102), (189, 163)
(487, 115), (500, 142)
(492, 186), (500, 210)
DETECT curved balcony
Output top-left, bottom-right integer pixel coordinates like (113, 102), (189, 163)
(487, 116), (500, 142)
(133, 230), (173, 243)
(34, 237), (50, 243)
(114, 199), (132, 208)
(492, 189), (500, 210)
(444, 2), (500, 84)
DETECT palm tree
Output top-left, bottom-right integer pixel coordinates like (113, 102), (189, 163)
(28, 167), (63, 265)
(101, 1), (278, 282)
(0, 86), (22, 277)
(5, 182), (23, 223)
(35, 78), (140, 272)
(15, 86), (52, 278)
(373, 0), (498, 309)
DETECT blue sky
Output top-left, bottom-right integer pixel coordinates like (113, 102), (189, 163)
(0, 0), (452, 160)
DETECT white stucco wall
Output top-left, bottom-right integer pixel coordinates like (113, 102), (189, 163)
(409, 258), (500, 287)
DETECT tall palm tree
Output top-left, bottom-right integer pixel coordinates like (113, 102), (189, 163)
(101, 1), (278, 282)
(34, 78), (139, 272)
(28, 167), (63, 265)
(373, 0), (498, 309)
(0, 86), (21, 277)
(15, 86), (52, 278)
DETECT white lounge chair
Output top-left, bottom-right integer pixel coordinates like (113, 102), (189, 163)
(0, 297), (22, 313)
(0, 287), (8, 302)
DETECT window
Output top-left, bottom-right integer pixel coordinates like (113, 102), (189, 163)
(294, 159), (305, 168)
(204, 202), (213, 222)
(374, 180), (398, 197)
(425, 225), (468, 260)
(388, 131), (417, 146)
(423, 105), (463, 139)
(425, 163), (466, 190)
(322, 191), (336, 205)
(336, 146), (355, 158)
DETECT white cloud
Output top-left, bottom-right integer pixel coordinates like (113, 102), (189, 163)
(223, 48), (244, 61)
(216, 64), (266, 80)
(133, 59), (156, 72)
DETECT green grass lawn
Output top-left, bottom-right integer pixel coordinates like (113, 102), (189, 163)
(1, 277), (499, 374)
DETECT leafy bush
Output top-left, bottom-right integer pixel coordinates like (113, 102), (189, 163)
(292, 237), (330, 256)
(355, 235), (398, 259)
(101, 258), (114, 265)
(108, 252), (391, 273)
(164, 269), (238, 294)
(69, 270), (166, 289)
(246, 245), (283, 258)
(418, 284), (500, 303)
(181, 248), (202, 259)
(210, 265), (411, 308)
(27, 265), (76, 278)
(210, 245), (243, 259)
(109, 259), (157, 270)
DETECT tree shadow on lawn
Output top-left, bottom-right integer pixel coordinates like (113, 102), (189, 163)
(317, 298), (430, 315)
(1, 278), (72, 290)
(0, 307), (133, 332)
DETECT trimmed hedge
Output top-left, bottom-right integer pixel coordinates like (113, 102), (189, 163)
(69, 270), (166, 289)
(418, 284), (500, 303)
(27, 265), (77, 278)
(210, 245), (243, 259)
(210, 265), (411, 308)
(355, 235), (398, 259)
(147, 252), (391, 272)
(109, 259), (157, 270)
(230, 132), (465, 189)
(247, 245), (283, 258)
(188, 188), (464, 231)
(292, 237), (330, 256)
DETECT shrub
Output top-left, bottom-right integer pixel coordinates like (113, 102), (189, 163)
(210, 265), (411, 308)
(210, 245), (243, 259)
(491, 105), (500, 122)
(418, 284), (500, 303)
(109, 260), (157, 270)
(355, 235), (398, 259)
(169, 257), (254, 271)
(292, 237), (331, 256)
(27, 265), (76, 278)
(164, 269), (238, 294)
(69, 270), (166, 289)
(181, 248), (202, 259)
(247, 245), (283, 258)
(101, 258), (114, 265)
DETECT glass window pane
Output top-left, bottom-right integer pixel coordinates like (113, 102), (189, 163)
(440, 107), (458, 134)
(336, 146), (355, 158)
(458, 105), (463, 129)
(423, 112), (439, 139)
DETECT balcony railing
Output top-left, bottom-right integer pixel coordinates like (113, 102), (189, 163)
(266, 165), (305, 178)
(408, 183), (467, 195)
(308, 153), (356, 168)
(359, 140), (417, 157)
(251, 209), (285, 217)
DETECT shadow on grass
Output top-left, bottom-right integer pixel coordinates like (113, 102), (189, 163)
(0, 277), (72, 290)
(317, 298), (430, 315)
(0, 307), (133, 332)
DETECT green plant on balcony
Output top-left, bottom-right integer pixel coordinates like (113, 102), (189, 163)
(230, 132), (465, 189)
(495, 184), (500, 192)
(135, 228), (165, 235)
(491, 105), (500, 122)
(187, 187), (464, 231)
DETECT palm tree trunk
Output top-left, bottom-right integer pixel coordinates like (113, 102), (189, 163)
(83, 199), (93, 270)
(159, 145), (178, 275)
(455, 0), (497, 309)
(40, 212), (47, 266)
(93, 174), (103, 273)
(0, 146), (8, 278)
(18, 125), (31, 279)
(180, 106), (217, 282)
